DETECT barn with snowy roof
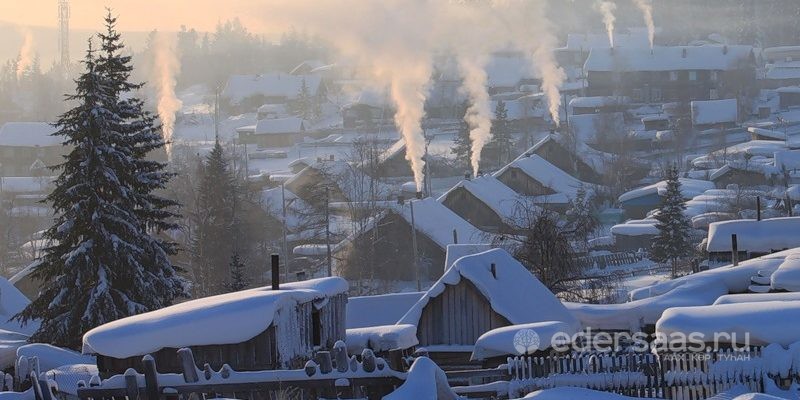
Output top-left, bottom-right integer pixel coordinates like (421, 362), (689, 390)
(82, 278), (348, 377)
(334, 198), (487, 282)
(0, 122), (66, 177)
(397, 248), (579, 367)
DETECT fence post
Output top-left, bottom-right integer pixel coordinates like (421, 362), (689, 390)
(142, 355), (160, 400)
(177, 348), (199, 383)
(125, 368), (139, 400)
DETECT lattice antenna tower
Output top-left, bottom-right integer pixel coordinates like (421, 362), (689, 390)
(58, 0), (70, 75)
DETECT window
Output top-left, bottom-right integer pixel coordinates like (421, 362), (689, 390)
(689, 71), (698, 81)
(709, 89), (719, 100)
(710, 71), (719, 81)
(651, 88), (663, 102)
(669, 71), (679, 81)
(312, 310), (322, 347)
(632, 89), (643, 102)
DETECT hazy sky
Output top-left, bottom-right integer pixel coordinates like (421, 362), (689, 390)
(0, 1), (264, 32)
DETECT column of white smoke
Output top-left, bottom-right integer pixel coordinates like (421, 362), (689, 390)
(152, 32), (182, 160)
(16, 31), (34, 80)
(594, 0), (617, 47)
(496, 0), (566, 126)
(460, 58), (492, 178)
(633, 0), (655, 48)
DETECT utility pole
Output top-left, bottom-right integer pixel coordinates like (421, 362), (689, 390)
(281, 183), (290, 281)
(325, 186), (332, 277)
(410, 198), (420, 291)
(58, 0), (71, 76)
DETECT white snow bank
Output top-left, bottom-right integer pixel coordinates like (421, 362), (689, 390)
(657, 301), (800, 347)
(522, 387), (652, 399)
(565, 250), (791, 330)
(471, 321), (576, 360)
(398, 249), (579, 331)
(345, 324), (418, 353)
(383, 357), (457, 400)
(0, 389), (33, 400)
(347, 292), (422, 329)
(770, 253), (800, 292)
(714, 292), (800, 305)
(16, 344), (95, 377)
(82, 277), (347, 358)
(707, 217), (800, 253)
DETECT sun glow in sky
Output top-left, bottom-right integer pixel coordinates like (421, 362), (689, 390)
(0, 1), (265, 32)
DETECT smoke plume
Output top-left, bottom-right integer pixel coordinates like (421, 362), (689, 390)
(594, 1), (617, 47)
(151, 32), (182, 159)
(256, 0), (566, 188)
(16, 31), (34, 80)
(633, 0), (656, 48)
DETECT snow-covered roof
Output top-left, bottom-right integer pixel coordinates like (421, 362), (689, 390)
(563, 31), (650, 52)
(253, 117), (305, 135)
(82, 277), (348, 358)
(0, 176), (54, 193)
(565, 249), (793, 330)
(346, 292), (422, 329)
(397, 249), (579, 330)
(345, 324), (418, 353)
(706, 217), (800, 253)
(714, 292), (800, 305)
(387, 198), (486, 249)
(657, 301), (800, 347)
(765, 61), (800, 80)
(769, 253), (800, 292)
(775, 150), (800, 171)
(585, 45), (753, 72)
(610, 221), (659, 237)
(691, 99), (738, 126)
(0, 276), (36, 335)
(618, 179), (714, 203)
(485, 52), (538, 89)
(494, 154), (593, 203)
(0, 123), (61, 147)
(569, 96), (627, 109)
(438, 176), (526, 224)
(471, 321), (576, 360)
(569, 112), (626, 144)
(526, 134), (613, 176)
(222, 73), (322, 105)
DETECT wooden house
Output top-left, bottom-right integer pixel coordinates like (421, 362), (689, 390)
(494, 154), (595, 211)
(618, 178), (715, 219)
(82, 278), (348, 378)
(706, 217), (800, 263)
(236, 117), (308, 148)
(438, 176), (524, 233)
(709, 163), (776, 189)
(376, 139), (457, 178)
(584, 45), (756, 103)
(0, 123), (65, 177)
(397, 248), (579, 369)
(610, 221), (659, 252)
(334, 198), (486, 282)
(283, 159), (393, 209)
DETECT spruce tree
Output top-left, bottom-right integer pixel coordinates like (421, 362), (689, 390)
(651, 166), (693, 278)
(452, 102), (472, 173)
(14, 40), (185, 349)
(227, 253), (250, 292)
(293, 78), (312, 121)
(489, 100), (512, 166)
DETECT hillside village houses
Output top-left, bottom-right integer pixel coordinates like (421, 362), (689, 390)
(0, 123), (64, 177)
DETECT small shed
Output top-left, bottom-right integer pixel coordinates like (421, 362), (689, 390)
(569, 96), (628, 115)
(691, 99), (738, 130)
(438, 176), (525, 233)
(618, 178), (715, 219)
(706, 217), (800, 262)
(237, 117), (307, 148)
(709, 163), (775, 189)
(397, 248), (579, 368)
(82, 278), (349, 377)
(777, 86), (800, 109)
(610, 220), (659, 252)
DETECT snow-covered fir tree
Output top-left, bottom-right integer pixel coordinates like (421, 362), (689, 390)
(565, 185), (598, 248)
(14, 37), (186, 349)
(227, 252), (250, 292)
(489, 100), (512, 166)
(452, 101), (472, 173)
(651, 166), (693, 278)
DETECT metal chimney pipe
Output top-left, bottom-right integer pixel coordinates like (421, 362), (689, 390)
(416, 191), (423, 200)
(757, 196), (761, 221)
(271, 254), (280, 290)
(731, 234), (739, 267)
(453, 229), (458, 245)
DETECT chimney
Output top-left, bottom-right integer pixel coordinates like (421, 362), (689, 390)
(415, 191), (423, 200)
(329, 154), (335, 161)
(682, 48), (687, 58)
(271, 254), (280, 290)
(452, 229), (459, 244)
(490, 263), (497, 278)
(609, 47), (614, 56)
(731, 234), (739, 267)
(723, 45), (728, 55)
(397, 195), (405, 205)
(757, 196), (761, 221)
(465, 172), (471, 180)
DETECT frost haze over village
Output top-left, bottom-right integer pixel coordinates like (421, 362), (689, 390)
(6, 0), (800, 399)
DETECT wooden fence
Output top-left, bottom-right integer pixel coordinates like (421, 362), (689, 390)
(576, 252), (645, 270)
(447, 349), (769, 399)
(73, 347), (404, 400)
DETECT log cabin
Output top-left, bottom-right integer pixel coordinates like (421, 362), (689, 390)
(396, 248), (579, 370)
(82, 278), (348, 378)
(437, 175), (525, 233)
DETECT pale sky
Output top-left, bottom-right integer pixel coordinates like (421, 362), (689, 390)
(0, 0), (265, 32)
